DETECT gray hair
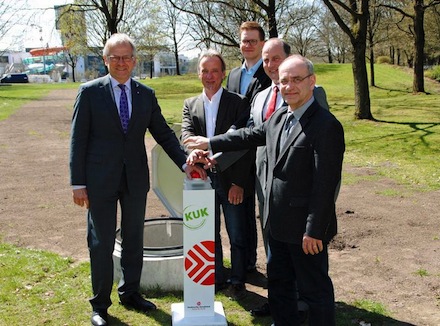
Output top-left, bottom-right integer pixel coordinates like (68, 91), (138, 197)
(103, 33), (136, 56)
(197, 49), (226, 72)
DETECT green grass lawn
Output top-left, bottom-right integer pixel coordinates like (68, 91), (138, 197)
(1, 64), (439, 325)
(147, 64), (440, 190)
(0, 242), (409, 325)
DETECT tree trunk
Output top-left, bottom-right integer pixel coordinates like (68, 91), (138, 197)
(175, 52), (181, 76)
(370, 46), (375, 87)
(353, 43), (373, 120)
(173, 36), (181, 75)
(413, 0), (425, 93)
(267, 0), (278, 37)
(369, 37), (375, 87)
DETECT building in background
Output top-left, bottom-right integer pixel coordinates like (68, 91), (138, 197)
(0, 5), (189, 82)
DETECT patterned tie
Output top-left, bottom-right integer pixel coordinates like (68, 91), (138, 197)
(264, 85), (278, 120)
(280, 112), (296, 149)
(118, 84), (129, 133)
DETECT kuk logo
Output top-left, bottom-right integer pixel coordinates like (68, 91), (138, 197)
(183, 205), (209, 229)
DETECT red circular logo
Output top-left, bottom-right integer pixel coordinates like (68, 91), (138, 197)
(184, 240), (215, 285)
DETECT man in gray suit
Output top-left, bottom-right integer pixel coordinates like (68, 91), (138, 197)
(70, 33), (204, 326)
(185, 54), (344, 325)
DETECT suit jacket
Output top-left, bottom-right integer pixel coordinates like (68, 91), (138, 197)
(226, 63), (271, 102)
(249, 85), (331, 210)
(314, 85), (329, 110)
(70, 75), (186, 198)
(181, 89), (255, 197)
(209, 101), (345, 244)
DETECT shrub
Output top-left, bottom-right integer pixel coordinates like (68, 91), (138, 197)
(425, 65), (440, 82)
(376, 56), (392, 64)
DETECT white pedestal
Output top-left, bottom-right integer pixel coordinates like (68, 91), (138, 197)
(171, 302), (227, 326)
(171, 178), (227, 325)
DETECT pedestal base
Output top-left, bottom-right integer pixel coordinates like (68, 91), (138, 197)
(171, 302), (227, 326)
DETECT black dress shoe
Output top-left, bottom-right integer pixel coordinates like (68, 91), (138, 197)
(231, 283), (247, 300)
(91, 310), (108, 326)
(120, 292), (157, 312)
(250, 302), (271, 316)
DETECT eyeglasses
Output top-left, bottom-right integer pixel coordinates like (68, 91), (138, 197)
(241, 39), (259, 46)
(107, 55), (134, 63)
(280, 74), (312, 85)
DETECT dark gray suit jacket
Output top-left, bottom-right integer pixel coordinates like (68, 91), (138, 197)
(70, 75), (186, 198)
(209, 101), (345, 244)
(250, 85), (330, 216)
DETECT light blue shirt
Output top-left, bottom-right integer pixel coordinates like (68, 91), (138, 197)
(239, 59), (263, 95)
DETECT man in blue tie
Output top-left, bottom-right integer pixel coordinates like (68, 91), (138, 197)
(69, 33), (205, 326)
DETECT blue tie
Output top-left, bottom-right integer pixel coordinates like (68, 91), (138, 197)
(118, 84), (129, 133)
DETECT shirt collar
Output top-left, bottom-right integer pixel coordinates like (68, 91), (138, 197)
(241, 58), (263, 74)
(110, 76), (131, 91)
(288, 96), (314, 121)
(271, 81), (280, 89)
(202, 87), (223, 104)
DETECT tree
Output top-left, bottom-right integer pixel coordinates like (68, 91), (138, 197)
(162, 0), (190, 75)
(368, 0), (383, 86)
(322, 0), (373, 120)
(280, 2), (323, 57)
(380, 0), (440, 93)
(424, 4), (440, 64)
(58, 0), (166, 78)
(166, 0), (319, 61)
(0, 0), (31, 55)
(57, 5), (88, 82)
(60, 0), (129, 52)
(315, 7), (351, 63)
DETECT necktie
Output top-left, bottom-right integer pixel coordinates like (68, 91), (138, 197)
(264, 85), (278, 120)
(118, 84), (129, 133)
(280, 112), (295, 148)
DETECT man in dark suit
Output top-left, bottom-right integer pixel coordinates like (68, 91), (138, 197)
(185, 54), (345, 325)
(226, 21), (271, 273)
(70, 33), (204, 326)
(251, 38), (331, 251)
(249, 38), (332, 319)
(181, 49), (254, 300)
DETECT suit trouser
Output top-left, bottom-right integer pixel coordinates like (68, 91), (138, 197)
(244, 193), (258, 268)
(87, 170), (146, 311)
(267, 233), (335, 326)
(210, 173), (247, 284)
